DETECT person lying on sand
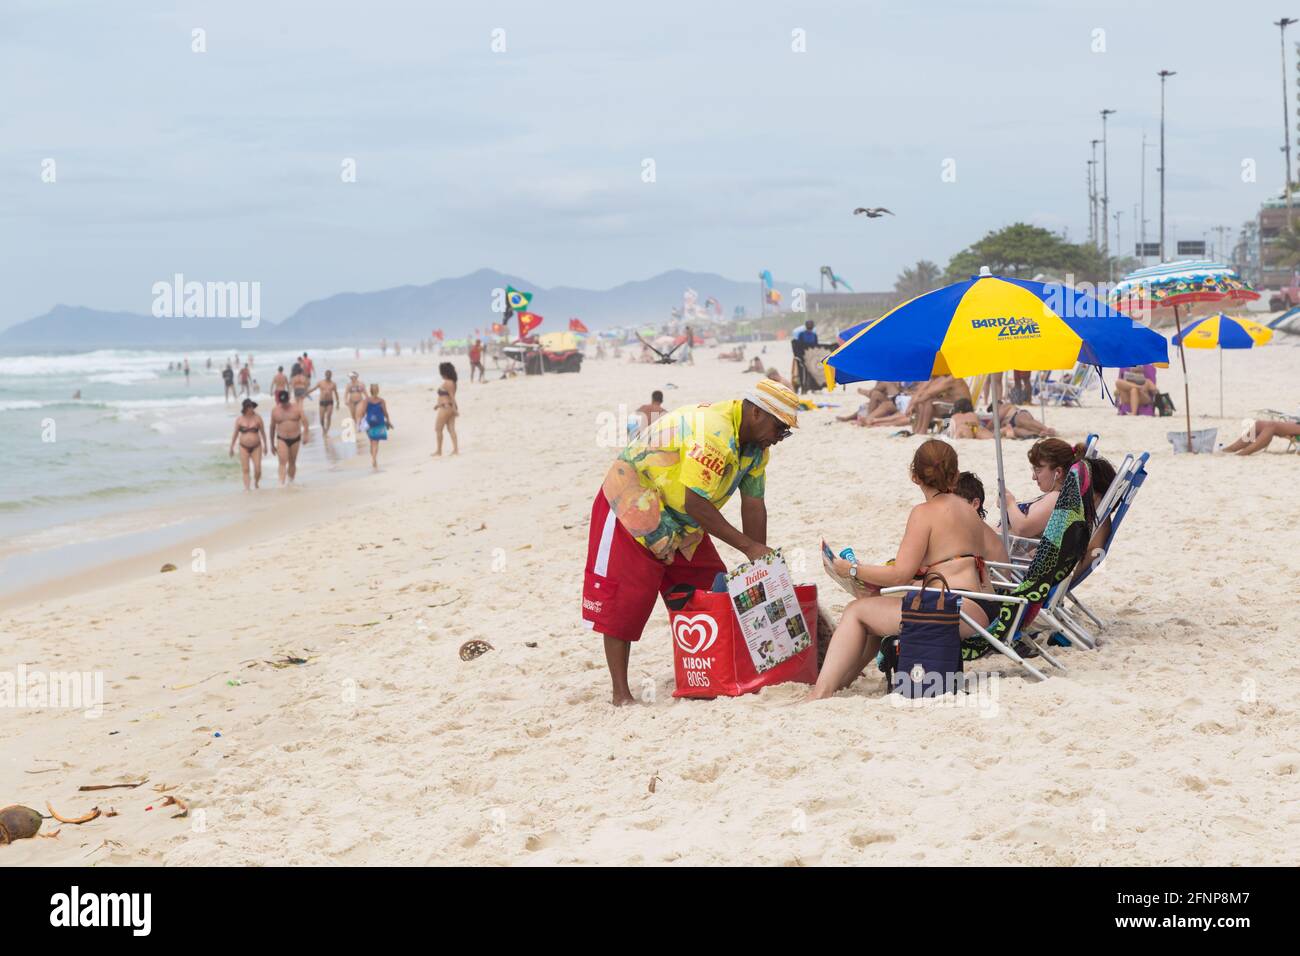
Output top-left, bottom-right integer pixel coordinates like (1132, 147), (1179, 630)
(808, 440), (1001, 701)
(995, 402), (1057, 439)
(717, 346), (744, 362)
(1221, 418), (1300, 456)
(948, 398), (995, 439)
(586, 379), (801, 706)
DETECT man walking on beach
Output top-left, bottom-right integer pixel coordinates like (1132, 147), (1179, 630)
(583, 378), (801, 705)
(222, 361), (236, 403)
(469, 339), (485, 383)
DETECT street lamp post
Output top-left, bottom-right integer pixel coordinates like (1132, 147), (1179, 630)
(1277, 18), (1297, 227)
(1113, 210), (1123, 281)
(1101, 109), (1116, 259)
(1158, 70), (1176, 262)
(1089, 139), (1101, 246)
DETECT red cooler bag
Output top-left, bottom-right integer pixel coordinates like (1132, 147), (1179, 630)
(666, 583), (819, 699)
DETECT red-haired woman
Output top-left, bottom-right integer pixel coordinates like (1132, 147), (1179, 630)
(808, 439), (1000, 700)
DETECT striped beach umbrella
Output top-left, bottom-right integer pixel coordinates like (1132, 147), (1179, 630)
(824, 267), (1167, 550)
(1111, 261), (1259, 449)
(1171, 313), (1273, 417)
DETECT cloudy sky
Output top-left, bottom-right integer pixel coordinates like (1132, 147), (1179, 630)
(0, 0), (1288, 327)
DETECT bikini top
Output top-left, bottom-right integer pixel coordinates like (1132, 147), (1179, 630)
(237, 424), (259, 434)
(919, 552), (987, 581)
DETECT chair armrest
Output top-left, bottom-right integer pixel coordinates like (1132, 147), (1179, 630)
(880, 585), (1027, 605)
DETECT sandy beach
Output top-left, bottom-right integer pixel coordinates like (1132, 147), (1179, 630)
(3, 339), (1299, 866)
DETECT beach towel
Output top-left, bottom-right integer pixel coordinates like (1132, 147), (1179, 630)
(962, 460), (1095, 661)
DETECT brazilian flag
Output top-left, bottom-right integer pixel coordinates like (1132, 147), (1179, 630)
(505, 286), (533, 317)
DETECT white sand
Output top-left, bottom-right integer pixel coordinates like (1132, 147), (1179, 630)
(3, 338), (1299, 865)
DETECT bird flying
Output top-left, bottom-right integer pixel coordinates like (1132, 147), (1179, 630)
(852, 207), (894, 218)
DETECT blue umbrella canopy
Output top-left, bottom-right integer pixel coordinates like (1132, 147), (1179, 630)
(826, 272), (1168, 385)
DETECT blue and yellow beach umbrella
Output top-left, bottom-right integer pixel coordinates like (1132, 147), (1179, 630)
(824, 267), (1167, 550)
(825, 268), (1167, 388)
(1171, 313), (1272, 418)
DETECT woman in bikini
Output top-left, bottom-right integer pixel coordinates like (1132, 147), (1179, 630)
(1000, 437), (1073, 539)
(269, 389), (308, 485)
(359, 383), (393, 470)
(808, 440), (1002, 700)
(228, 398), (268, 491)
(994, 401), (1057, 439)
(345, 372), (367, 426)
(434, 362), (459, 456)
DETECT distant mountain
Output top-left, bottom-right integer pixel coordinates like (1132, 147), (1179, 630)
(0, 305), (265, 350)
(1, 270), (798, 349)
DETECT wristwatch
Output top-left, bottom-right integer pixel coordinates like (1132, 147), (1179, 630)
(849, 562), (859, 581)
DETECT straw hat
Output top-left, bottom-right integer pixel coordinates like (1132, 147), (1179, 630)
(745, 378), (801, 428)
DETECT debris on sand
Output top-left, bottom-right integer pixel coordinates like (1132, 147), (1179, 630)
(459, 640), (494, 661)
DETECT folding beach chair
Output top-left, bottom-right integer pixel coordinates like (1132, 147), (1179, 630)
(1036, 363), (1095, 406)
(878, 586), (1047, 682)
(990, 452), (1148, 652)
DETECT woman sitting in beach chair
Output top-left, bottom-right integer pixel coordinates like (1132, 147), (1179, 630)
(1000, 438), (1077, 539)
(1114, 365), (1158, 416)
(964, 452), (1098, 661)
(807, 441), (1005, 700)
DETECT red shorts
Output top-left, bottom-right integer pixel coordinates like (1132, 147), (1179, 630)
(581, 491), (725, 642)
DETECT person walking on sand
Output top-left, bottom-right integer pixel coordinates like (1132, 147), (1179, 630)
(271, 365), (289, 397)
(238, 362), (251, 397)
(583, 379), (801, 706)
(269, 389), (308, 485)
(307, 370), (339, 433)
(221, 361), (236, 403)
(359, 383), (393, 469)
(229, 398), (268, 491)
(290, 366), (310, 415)
(345, 371), (367, 424)
(434, 362), (459, 456)
(468, 339), (485, 383)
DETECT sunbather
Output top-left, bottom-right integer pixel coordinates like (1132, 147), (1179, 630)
(1073, 456), (1117, 581)
(1000, 438), (1077, 539)
(1221, 418), (1300, 456)
(948, 399), (995, 439)
(807, 440), (1002, 700)
(1114, 365), (1158, 415)
(907, 375), (971, 435)
(953, 471), (1009, 564)
(995, 402), (1057, 439)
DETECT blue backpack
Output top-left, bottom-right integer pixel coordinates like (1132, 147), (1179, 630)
(885, 572), (963, 698)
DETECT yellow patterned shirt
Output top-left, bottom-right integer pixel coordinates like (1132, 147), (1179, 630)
(601, 400), (768, 562)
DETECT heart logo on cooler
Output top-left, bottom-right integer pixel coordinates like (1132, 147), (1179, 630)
(672, 614), (718, 655)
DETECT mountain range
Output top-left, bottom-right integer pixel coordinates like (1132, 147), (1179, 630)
(0, 269), (802, 349)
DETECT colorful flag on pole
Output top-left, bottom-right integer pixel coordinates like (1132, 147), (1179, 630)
(432, 329), (444, 341)
(491, 322), (506, 336)
(505, 286), (533, 316)
(517, 312), (543, 338)
(765, 289), (782, 305)
(820, 265), (854, 292)
(568, 317), (589, 333)
(759, 269), (774, 289)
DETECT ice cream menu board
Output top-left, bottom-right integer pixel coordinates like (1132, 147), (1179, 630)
(725, 549), (810, 672)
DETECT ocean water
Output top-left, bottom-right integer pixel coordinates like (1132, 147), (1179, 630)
(0, 346), (380, 548)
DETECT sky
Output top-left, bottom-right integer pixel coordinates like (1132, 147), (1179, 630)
(0, 0), (1290, 328)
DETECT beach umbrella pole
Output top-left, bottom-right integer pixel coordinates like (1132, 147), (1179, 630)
(1172, 304), (1195, 452)
(992, 374), (1011, 556)
(1219, 348), (1223, 419)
